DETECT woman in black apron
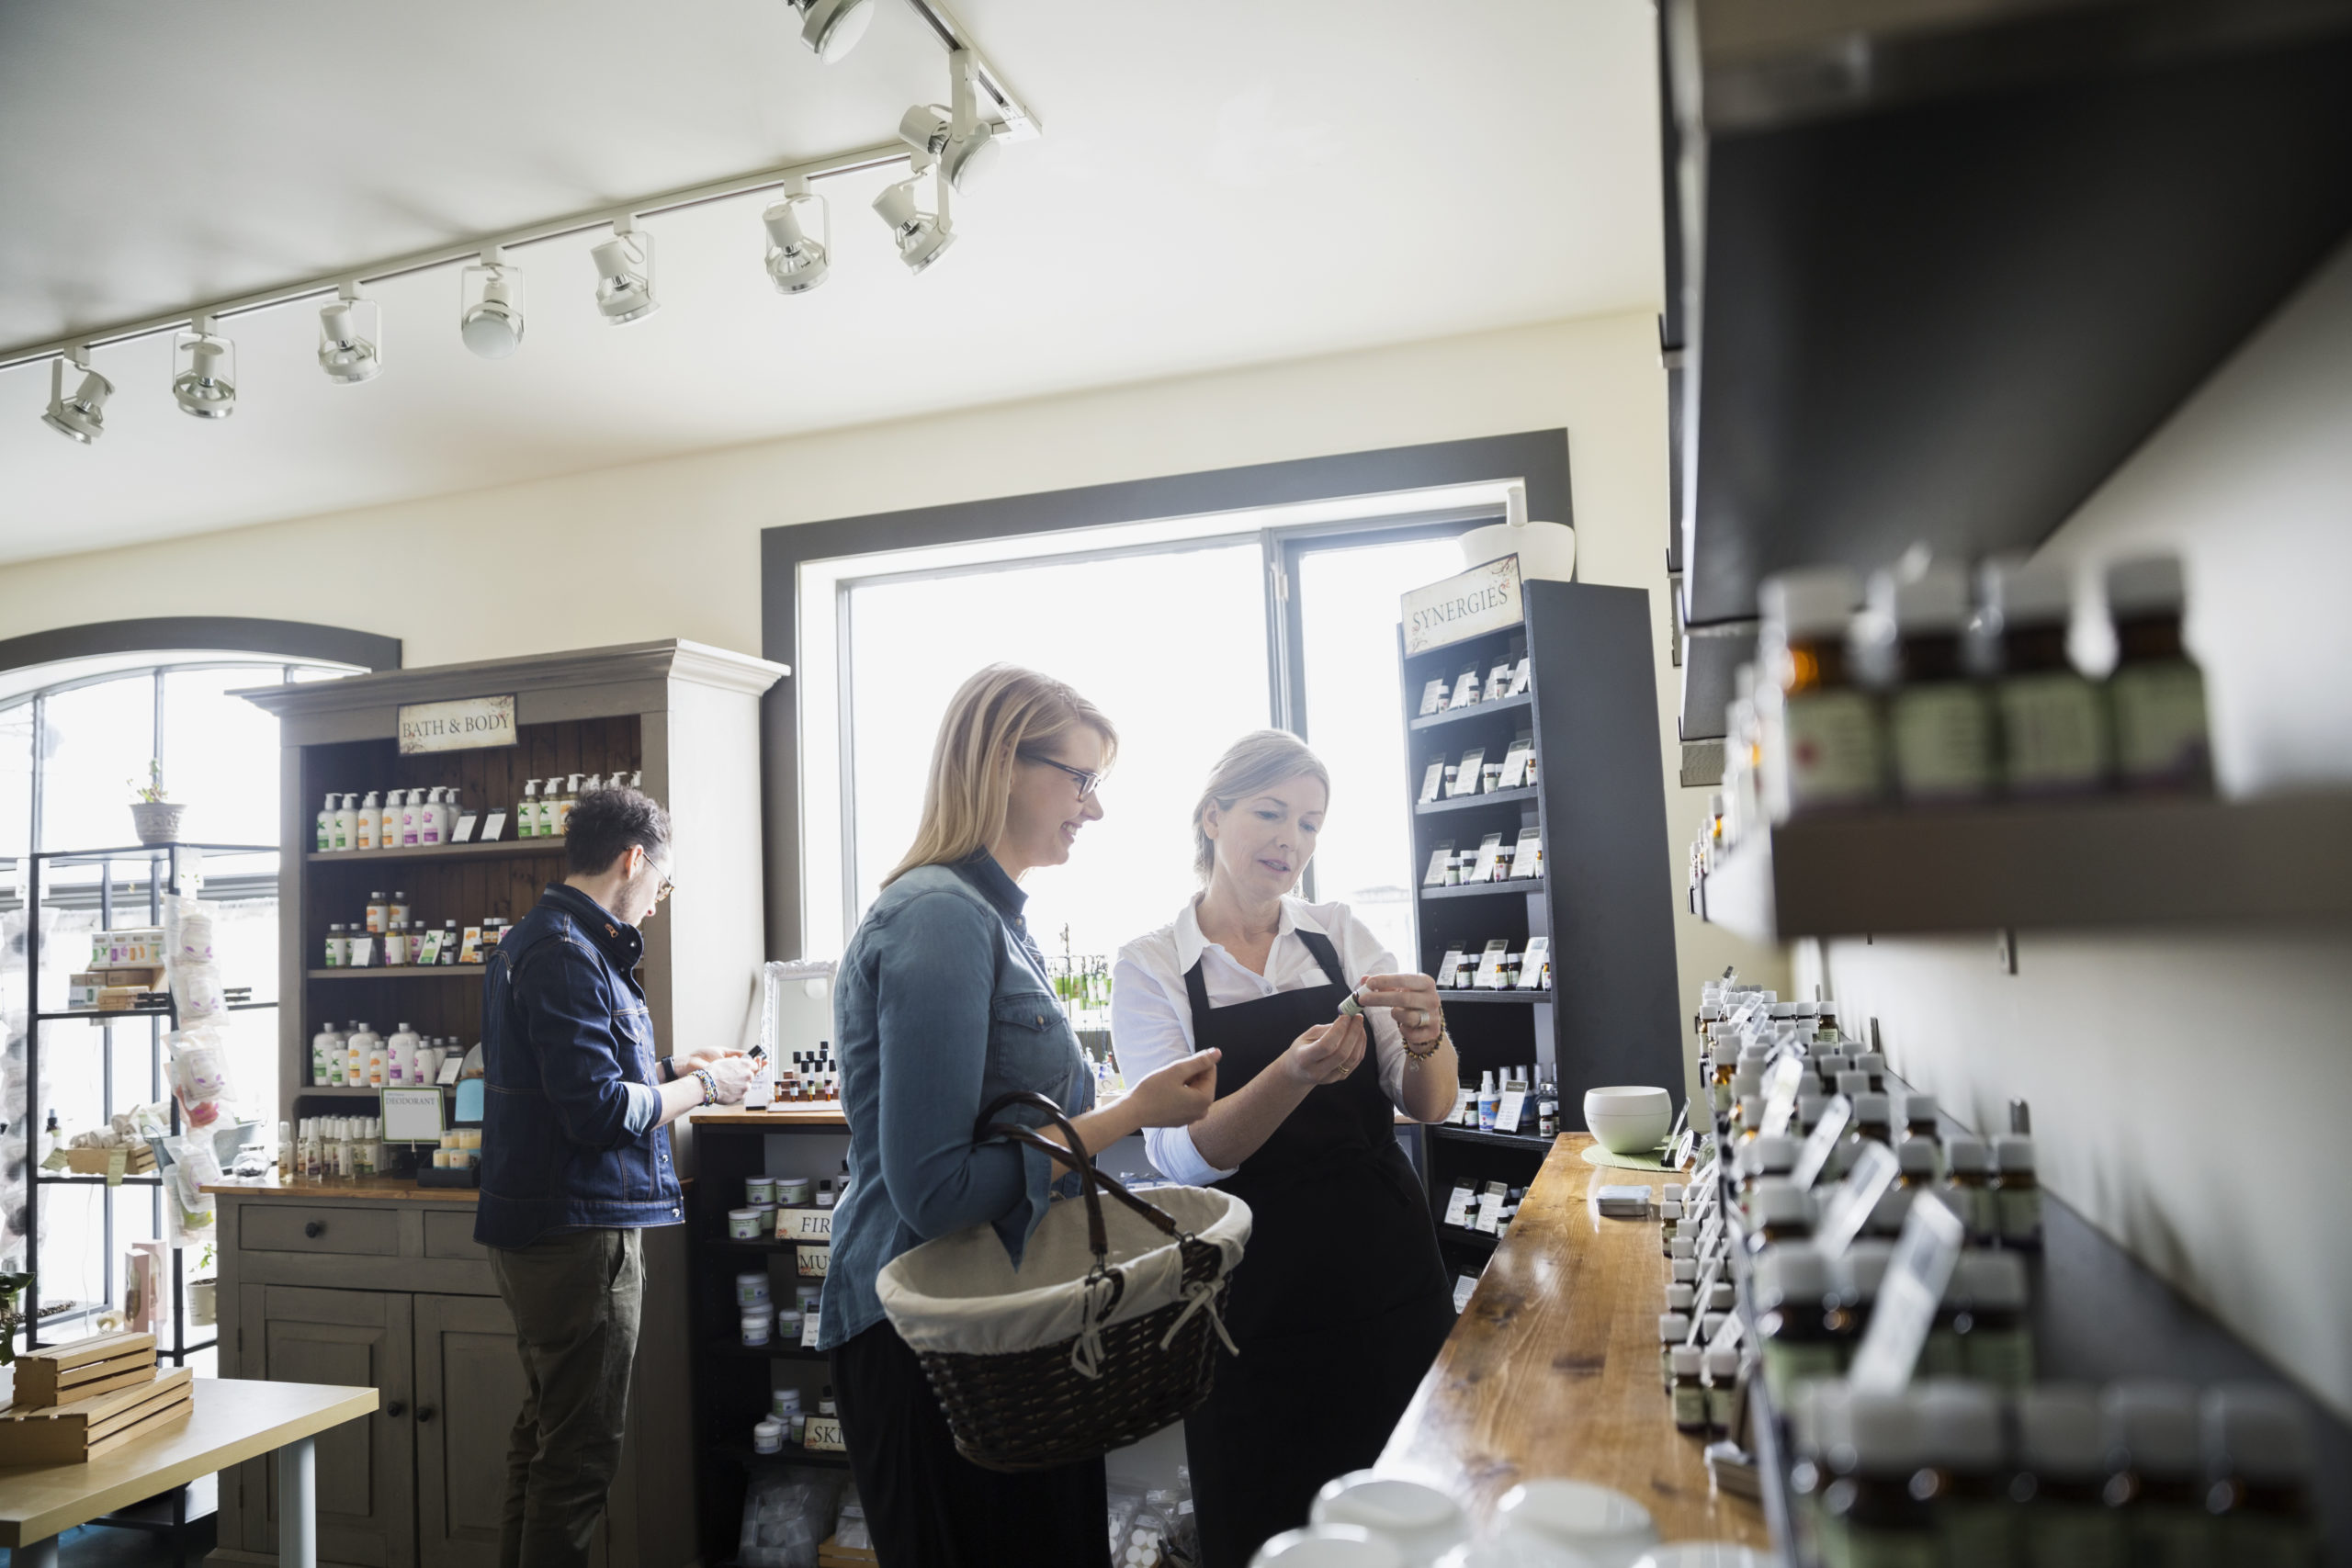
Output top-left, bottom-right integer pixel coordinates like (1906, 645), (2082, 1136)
(1110, 731), (1461, 1568)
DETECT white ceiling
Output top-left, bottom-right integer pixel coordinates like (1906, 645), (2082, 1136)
(0, 0), (1664, 566)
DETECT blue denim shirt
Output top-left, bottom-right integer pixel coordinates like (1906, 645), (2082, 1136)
(474, 884), (684, 1248)
(818, 853), (1094, 1351)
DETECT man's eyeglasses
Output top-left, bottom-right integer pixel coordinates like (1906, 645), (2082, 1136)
(1021, 753), (1104, 799)
(642, 853), (675, 903)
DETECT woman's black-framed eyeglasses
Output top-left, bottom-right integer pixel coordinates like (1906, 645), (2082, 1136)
(1021, 752), (1104, 799)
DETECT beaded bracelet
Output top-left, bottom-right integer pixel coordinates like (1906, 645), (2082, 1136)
(1404, 1028), (1449, 1063)
(693, 1067), (719, 1106)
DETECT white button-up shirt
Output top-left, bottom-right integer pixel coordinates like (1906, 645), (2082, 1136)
(1112, 896), (1438, 1185)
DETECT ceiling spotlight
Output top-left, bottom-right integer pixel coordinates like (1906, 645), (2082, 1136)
(787, 0), (875, 62)
(874, 158), (956, 275)
(42, 350), (111, 445)
(318, 287), (384, 384)
(590, 221), (660, 325)
(897, 51), (1001, 195)
(762, 182), (831, 294)
(460, 250), (526, 359)
(171, 317), (237, 419)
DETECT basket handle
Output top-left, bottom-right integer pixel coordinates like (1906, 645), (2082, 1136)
(974, 1091), (1187, 1262)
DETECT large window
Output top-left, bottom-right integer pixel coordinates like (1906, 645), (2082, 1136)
(801, 497), (1506, 981)
(1, 656), (355, 1348)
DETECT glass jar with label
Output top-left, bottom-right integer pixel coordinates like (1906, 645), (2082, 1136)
(1993, 1136), (2042, 1249)
(1981, 553), (2109, 795)
(1759, 566), (1883, 820)
(1870, 558), (1996, 804)
(2100, 1381), (2210, 1567)
(1755, 1244), (1842, 1405)
(2104, 554), (2211, 792)
(1942, 1136), (1996, 1244)
(2016, 1387), (2125, 1567)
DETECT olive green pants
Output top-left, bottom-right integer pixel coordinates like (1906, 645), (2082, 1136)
(489, 1227), (644, 1568)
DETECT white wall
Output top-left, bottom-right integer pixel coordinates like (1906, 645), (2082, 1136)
(1808, 237), (2352, 1420)
(0, 310), (1783, 1068)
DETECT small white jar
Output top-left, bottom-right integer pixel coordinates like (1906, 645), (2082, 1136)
(752, 1417), (783, 1455)
(1310, 1472), (1467, 1568)
(1495, 1481), (1657, 1568)
(1250, 1525), (1405, 1568)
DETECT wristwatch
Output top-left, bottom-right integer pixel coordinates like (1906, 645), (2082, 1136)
(658, 1056), (680, 1084)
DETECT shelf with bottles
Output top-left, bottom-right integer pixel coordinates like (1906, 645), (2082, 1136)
(311, 768), (647, 854)
(1428, 934), (1551, 995)
(314, 888), (517, 973)
(1683, 977), (2348, 1565)
(1688, 551), (2352, 941)
(1419, 822), (1544, 894)
(307, 839), (569, 864)
(301, 1021), (469, 1093)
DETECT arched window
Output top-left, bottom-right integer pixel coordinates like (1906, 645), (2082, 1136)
(2, 624), (390, 1360)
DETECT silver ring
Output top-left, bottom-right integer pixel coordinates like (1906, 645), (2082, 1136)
(1410, 1010), (1428, 1030)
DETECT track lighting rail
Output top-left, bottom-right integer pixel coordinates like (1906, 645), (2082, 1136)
(1, 0), (1038, 376)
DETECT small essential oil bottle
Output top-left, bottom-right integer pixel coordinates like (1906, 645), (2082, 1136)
(1754, 1244), (1842, 1406)
(2200, 1382), (2319, 1568)
(1670, 1346), (1707, 1434)
(2016, 1386), (2126, 1568)
(1992, 1135), (2043, 1249)
(1851, 1092), (1895, 1146)
(1856, 1051), (1889, 1094)
(1758, 565), (1883, 819)
(1702, 1345), (1741, 1440)
(1657, 1312), (1690, 1395)
(1952, 1250), (2034, 1390)
(1870, 558), (1996, 805)
(1749, 1179), (1815, 1250)
(1826, 1241), (1893, 1367)
(1813, 1386), (1936, 1568)
(1942, 1135), (1997, 1245)
(1894, 1135), (1939, 1191)
(2104, 553), (2211, 793)
(1981, 552), (2110, 795)
(1899, 1090), (1941, 1145)
(1916, 1380), (2020, 1568)
(2100, 1381), (2211, 1568)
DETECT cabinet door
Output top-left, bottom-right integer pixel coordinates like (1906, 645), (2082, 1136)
(241, 1283), (416, 1568)
(414, 1292), (609, 1568)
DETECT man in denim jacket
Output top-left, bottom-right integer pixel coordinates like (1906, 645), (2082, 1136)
(476, 785), (752, 1568)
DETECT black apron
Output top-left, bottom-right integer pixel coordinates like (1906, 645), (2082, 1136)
(1180, 929), (1454, 1568)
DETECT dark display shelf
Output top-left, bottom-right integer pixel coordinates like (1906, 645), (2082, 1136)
(306, 966), (485, 980)
(1419, 877), (1544, 903)
(1408, 691), (1533, 733)
(1428, 1124), (1559, 1154)
(306, 838), (569, 863)
(1414, 784), (1539, 818)
(1434, 989), (1554, 1007)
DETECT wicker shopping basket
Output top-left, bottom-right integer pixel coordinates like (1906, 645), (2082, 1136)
(876, 1091), (1251, 1472)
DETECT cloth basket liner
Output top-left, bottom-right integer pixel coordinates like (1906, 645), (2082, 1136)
(878, 1184), (1251, 1358)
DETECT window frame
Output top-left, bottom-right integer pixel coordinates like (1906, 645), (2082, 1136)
(762, 431), (1575, 957)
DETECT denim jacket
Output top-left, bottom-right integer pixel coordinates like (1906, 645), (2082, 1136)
(474, 884), (684, 1248)
(819, 853), (1094, 1350)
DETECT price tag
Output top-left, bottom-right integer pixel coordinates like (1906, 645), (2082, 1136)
(1471, 833), (1508, 883)
(1424, 846), (1455, 887)
(1815, 1140), (1902, 1260)
(1494, 1090), (1526, 1134)
(1848, 1193), (1967, 1393)
(1475, 1190), (1506, 1235)
(1419, 761), (1446, 805)
(1759, 1053), (1807, 1138)
(1507, 657), (1532, 696)
(40, 1148), (70, 1172)
(106, 1148), (128, 1187)
(450, 812), (480, 843)
(1442, 1185), (1476, 1228)
(478, 810), (507, 841)
(1419, 679), (1448, 716)
(1510, 828), (1544, 878)
(800, 1309), (822, 1348)
(1449, 748), (1486, 796)
(1791, 1095), (1853, 1189)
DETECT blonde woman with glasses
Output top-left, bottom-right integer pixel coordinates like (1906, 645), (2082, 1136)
(1112, 729), (1458, 1568)
(818, 664), (1222, 1568)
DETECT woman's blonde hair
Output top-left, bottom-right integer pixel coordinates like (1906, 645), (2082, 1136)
(1192, 729), (1332, 884)
(885, 664), (1118, 886)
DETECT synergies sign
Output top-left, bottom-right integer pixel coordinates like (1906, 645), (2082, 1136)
(1401, 554), (1523, 656)
(397, 694), (518, 754)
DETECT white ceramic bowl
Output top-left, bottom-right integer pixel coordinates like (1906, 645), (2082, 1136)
(1497, 1479), (1657, 1568)
(1437, 1537), (1598, 1568)
(1582, 1086), (1673, 1156)
(1311, 1473), (1469, 1567)
(1251, 1525), (1408, 1568)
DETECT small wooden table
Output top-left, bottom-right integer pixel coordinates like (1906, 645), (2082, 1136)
(0, 1376), (377, 1568)
(1381, 1134), (1769, 1548)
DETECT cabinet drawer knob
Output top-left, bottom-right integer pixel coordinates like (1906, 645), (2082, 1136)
(417, 1405), (437, 1423)
(386, 1401), (407, 1418)
(303, 1220), (325, 1239)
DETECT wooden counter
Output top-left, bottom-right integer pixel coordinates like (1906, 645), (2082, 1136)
(199, 1176), (480, 1202)
(686, 1104), (847, 1129)
(1379, 1134), (1769, 1548)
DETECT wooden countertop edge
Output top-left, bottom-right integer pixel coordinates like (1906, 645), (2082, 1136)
(0, 1379), (378, 1544)
(1376, 1133), (1769, 1547)
(200, 1179), (481, 1202)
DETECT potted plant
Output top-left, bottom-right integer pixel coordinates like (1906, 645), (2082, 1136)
(0, 1271), (33, 1364)
(129, 761), (185, 844)
(188, 1243), (218, 1327)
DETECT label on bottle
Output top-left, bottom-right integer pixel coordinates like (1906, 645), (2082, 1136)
(1772, 689), (1884, 815)
(1962, 1324), (2034, 1389)
(2027, 1505), (2125, 1568)
(1821, 1520), (1940, 1568)
(1997, 671), (2109, 792)
(1938, 1501), (2022, 1568)
(1705, 1382), (1739, 1435)
(317, 818), (331, 852)
(1760, 1338), (1843, 1407)
(1997, 1185), (2041, 1246)
(1671, 1382), (1707, 1431)
(2109, 660), (2210, 786)
(356, 818), (374, 850)
(1888, 683), (1994, 802)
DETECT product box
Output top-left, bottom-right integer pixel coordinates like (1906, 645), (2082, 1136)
(0, 1366), (188, 1462)
(88, 930), (165, 970)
